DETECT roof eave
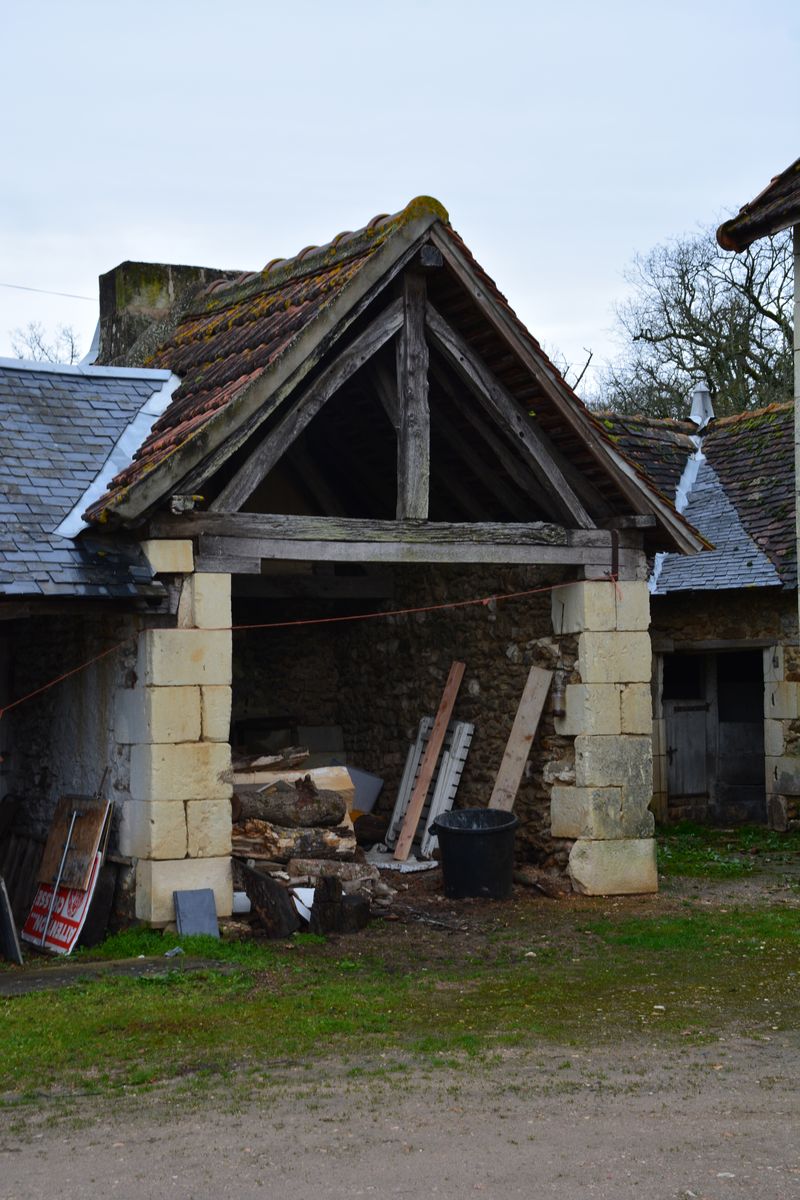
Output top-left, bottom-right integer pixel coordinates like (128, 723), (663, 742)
(717, 208), (800, 252)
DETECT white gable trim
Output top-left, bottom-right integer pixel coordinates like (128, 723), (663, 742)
(55, 373), (181, 538)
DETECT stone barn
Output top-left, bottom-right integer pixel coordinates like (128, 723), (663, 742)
(601, 396), (798, 829)
(0, 198), (705, 925)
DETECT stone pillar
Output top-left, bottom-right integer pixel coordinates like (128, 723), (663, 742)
(763, 645), (800, 830)
(550, 579), (657, 894)
(116, 539), (233, 925)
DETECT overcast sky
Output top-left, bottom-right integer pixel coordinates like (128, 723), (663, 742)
(1, 0), (797, 394)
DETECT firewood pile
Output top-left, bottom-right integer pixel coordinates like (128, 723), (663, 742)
(231, 757), (395, 937)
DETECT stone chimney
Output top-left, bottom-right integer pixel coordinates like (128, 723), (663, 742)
(96, 261), (239, 366)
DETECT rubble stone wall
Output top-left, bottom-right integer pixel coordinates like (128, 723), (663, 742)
(232, 564), (578, 869)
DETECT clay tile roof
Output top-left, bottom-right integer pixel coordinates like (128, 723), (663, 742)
(85, 196), (449, 524)
(717, 156), (800, 251)
(590, 412), (697, 502)
(702, 402), (796, 588)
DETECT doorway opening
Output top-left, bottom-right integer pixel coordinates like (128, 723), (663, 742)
(661, 648), (765, 824)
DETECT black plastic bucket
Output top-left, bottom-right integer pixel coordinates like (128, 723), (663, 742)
(430, 808), (519, 900)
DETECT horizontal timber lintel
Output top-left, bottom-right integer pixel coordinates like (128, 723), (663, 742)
(195, 534), (642, 570)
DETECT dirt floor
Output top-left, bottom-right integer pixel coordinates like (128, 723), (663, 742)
(1, 868), (798, 1200)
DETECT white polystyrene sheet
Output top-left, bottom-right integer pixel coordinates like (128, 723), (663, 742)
(291, 887), (315, 922)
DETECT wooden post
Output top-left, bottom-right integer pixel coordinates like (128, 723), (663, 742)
(394, 661), (465, 861)
(396, 271), (430, 519)
(489, 666), (553, 812)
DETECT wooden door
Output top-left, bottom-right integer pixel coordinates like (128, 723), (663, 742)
(665, 699), (709, 798)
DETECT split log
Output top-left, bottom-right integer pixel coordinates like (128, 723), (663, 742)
(239, 862), (301, 938)
(232, 765), (355, 811)
(232, 814), (356, 863)
(233, 778), (347, 827)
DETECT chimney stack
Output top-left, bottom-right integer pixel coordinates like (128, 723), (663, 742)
(689, 382), (715, 430)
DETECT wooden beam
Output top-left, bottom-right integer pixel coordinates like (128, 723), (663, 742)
(425, 303), (595, 529)
(395, 272), (430, 519)
(209, 298), (404, 513)
(394, 661), (465, 861)
(488, 666), (553, 812)
(195, 535), (641, 572)
(154, 513), (569, 544)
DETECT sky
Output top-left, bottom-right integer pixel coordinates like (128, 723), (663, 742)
(1, 0), (798, 393)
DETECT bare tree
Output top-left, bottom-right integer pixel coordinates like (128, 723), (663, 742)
(11, 321), (82, 365)
(596, 227), (793, 419)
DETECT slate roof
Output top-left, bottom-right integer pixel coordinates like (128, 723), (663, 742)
(0, 361), (168, 598)
(602, 404), (796, 593)
(651, 457), (782, 594)
(704, 404), (796, 588)
(717, 156), (800, 251)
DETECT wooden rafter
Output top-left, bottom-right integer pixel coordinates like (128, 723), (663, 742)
(432, 404), (530, 520)
(425, 304), (595, 529)
(209, 298), (404, 513)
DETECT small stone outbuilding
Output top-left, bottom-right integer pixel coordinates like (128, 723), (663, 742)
(1, 198), (706, 925)
(601, 398), (798, 828)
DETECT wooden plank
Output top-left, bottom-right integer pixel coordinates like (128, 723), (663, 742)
(210, 298), (404, 513)
(384, 718), (433, 849)
(395, 271), (430, 519)
(38, 797), (112, 892)
(489, 667), (553, 812)
(425, 303), (595, 529)
(155, 512), (569, 544)
(394, 662), (466, 861)
(196, 532), (640, 570)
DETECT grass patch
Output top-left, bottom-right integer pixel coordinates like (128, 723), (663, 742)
(657, 822), (800, 878)
(3, 904), (798, 1101)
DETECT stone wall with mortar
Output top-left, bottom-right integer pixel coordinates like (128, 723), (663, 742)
(232, 564), (578, 869)
(549, 579), (658, 894)
(117, 542), (233, 923)
(650, 589), (800, 829)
